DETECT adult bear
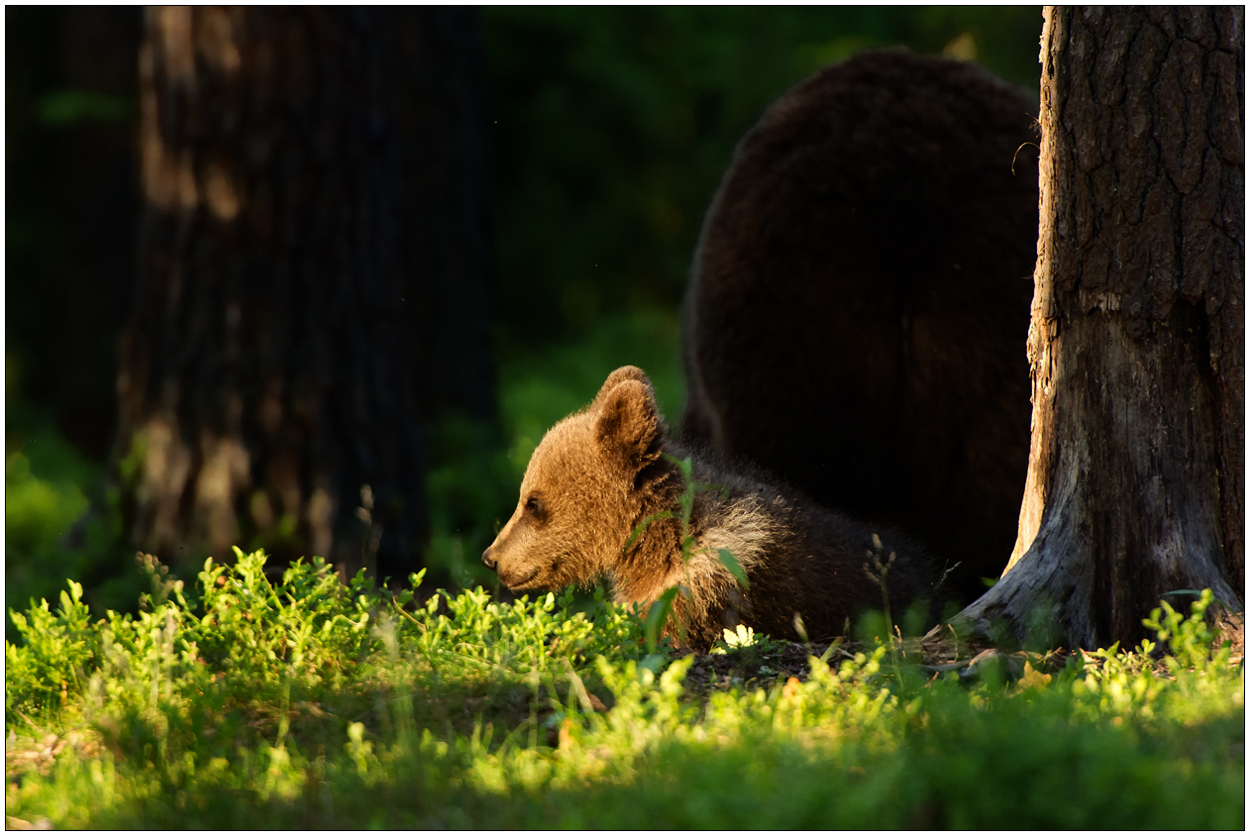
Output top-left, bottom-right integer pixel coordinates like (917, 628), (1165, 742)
(682, 48), (1039, 606)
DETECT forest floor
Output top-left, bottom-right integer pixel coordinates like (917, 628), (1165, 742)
(5, 551), (1244, 829)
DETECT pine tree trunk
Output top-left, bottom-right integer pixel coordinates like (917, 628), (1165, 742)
(120, 7), (426, 581)
(395, 8), (497, 426)
(953, 7), (1243, 649)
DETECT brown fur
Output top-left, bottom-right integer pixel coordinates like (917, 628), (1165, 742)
(682, 48), (1038, 604)
(483, 366), (938, 646)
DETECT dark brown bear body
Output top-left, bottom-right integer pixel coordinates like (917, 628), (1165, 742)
(682, 48), (1038, 603)
(483, 366), (938, 646)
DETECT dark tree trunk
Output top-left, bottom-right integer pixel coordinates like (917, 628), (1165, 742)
(396, 8), (497, 427)
(954, 7), (1243, 649)
(120, 7), (426, 581)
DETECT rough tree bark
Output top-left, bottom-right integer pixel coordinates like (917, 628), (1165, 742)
(953, 7), (1243, 649)
(119, 7), (426, 581)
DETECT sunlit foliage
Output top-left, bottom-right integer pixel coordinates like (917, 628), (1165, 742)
(5, 556), (1243, 828)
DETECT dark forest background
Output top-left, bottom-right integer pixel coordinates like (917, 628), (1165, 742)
(5, 7), (1043, 624)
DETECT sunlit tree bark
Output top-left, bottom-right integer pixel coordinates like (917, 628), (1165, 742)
(118, 7), (427, 580)
(954, 6), (1243, 648)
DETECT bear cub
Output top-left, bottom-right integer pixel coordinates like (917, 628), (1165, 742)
(482, 365), (938, 646)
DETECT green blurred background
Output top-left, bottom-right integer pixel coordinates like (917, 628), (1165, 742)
(6, 7), (1043, 621)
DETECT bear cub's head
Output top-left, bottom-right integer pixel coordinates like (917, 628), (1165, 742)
(482, 366), (671, 593)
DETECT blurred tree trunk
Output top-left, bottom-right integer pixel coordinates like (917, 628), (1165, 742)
(954, 7), (1243, 648)
(119, 7), (433, 581)
(396, 7), (497, 426)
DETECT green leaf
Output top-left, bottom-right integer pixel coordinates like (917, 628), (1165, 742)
(644, 587), (679, 654)
(1163, 588), (1235, 612)
(716, 548), (749, 589)
(625, 510), (674, 552)
(637, 653), (666, 675)
(662, 453), (694, 483)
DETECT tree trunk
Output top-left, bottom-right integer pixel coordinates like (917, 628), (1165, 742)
(395, 8), (497, 427)
(953, 7), (1243, 649)
(120, 7), (426, 582)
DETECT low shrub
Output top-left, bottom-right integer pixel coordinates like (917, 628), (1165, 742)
(5, 553), (1243, 828)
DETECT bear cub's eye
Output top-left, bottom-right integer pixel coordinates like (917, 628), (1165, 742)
(523, 496), (545, 519)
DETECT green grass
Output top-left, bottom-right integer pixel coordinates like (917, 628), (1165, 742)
(5, 554), (1244, 829)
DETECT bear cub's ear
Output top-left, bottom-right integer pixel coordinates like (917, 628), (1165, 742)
(593, 368), (661, 467)
(592, 365), (651, 406)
